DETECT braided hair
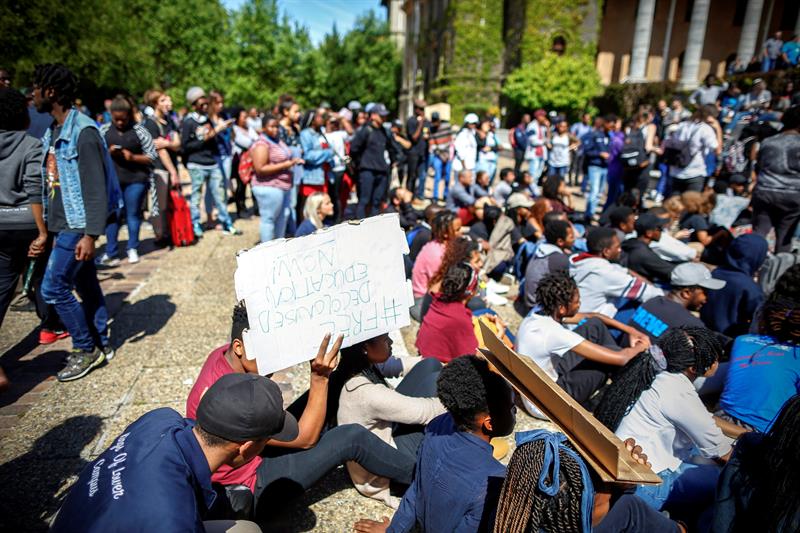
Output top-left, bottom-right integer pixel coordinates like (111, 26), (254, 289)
(431, 210), (456, 242)
(494, 440), (586, 533)
(32, 64), (77, 108)
(758, 295), (800, 345)
(535, 271), (577, 317)
(593, 326), (723, 431)
(429, 236), (480, 289)
(439, 262), (477, 303)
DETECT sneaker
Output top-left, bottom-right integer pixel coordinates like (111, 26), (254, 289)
(57, 347), (105, 382)
(222, 223), (242, 236)
(127, 249), (140, 264)
(193, 223), (204, 237)
(39, 329), (70, 345)
(486, 278), (510, 295)
(95, 253), (121, 268)
(101, 344), (116, 362)
(485, 292), (509, 306)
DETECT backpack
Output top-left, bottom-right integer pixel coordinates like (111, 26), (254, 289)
(758, 252), (800, 296)
(168, 189), (195, 246)
(722, 136), (755, 174)
(619, 128), (647, 168)
(237, 149), (254, 184)
(662, 124), (701, 167)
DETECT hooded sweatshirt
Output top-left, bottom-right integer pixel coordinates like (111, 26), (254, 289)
(0, 130), (43, 231)
(701, 234), (768, 337)
(570, 253), (664, 317)
(523, 243), (570, 310)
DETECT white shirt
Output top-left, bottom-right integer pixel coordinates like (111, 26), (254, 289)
(326, 130), (349, 172)
(548, 133), (571, 167)
(454, 128), (478, 170)
(524, 121), (548, 160)
(670, 121), (718, 180)
(650, 232), (697, 262)
(516, 314), (584, 382)
(615, 372), (733, 473)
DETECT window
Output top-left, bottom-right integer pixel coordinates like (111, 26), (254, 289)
(733, 0), (747, 27)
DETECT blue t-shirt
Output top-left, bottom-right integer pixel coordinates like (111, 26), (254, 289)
(781, 41), (800, 65)
(720, 334), (800, 432)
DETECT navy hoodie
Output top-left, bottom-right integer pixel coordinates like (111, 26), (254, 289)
(701, 234), (768, 337)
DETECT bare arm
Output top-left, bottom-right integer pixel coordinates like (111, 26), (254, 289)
(571, 340), (644, 367)
(713, 415), (750, 440)
(251, 143), (297, 176)
(565, 312), (651, 349)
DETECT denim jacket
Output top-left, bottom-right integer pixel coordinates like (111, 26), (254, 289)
(299, 128), (334, 186)
(41, 108), (123, 230)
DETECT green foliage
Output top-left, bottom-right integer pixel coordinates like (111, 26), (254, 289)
(521, 0), (600, 64)
(0, 0), (399, 112)
(503, 53), (601, 118)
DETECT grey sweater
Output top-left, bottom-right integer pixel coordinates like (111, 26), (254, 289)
(0, 130), (43, 230)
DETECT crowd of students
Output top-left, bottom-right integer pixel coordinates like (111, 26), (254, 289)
(1, 61), (799, 532)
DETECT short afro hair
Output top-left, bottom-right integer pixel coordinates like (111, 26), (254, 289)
(0, 88), (29, 131)
(535, 270), (578, 316)
(544, 219), (571, 245)
(608, 206), (634, 229)
(586, 226), (617, 255)
(437, 355), (510, 432)
(32, 63), (78, 108)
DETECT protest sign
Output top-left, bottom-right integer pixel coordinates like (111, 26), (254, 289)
(234, 214), (412, 375)
(478, 321), (661, 485)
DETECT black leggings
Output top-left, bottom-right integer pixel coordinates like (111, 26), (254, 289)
(391, 357), (442, 458)
(554, 317), (620, 406)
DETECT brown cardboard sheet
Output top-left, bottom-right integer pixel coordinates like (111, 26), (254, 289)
(478, 321), (661, 485)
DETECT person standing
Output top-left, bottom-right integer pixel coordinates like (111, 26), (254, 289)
(569, 112), (592, 187)
(33, 63), (121, 381)
(207, 90), (233, 223)
(751, 105), (800, 253)
(350, 103), (393, 219)
(230, 108), (259, 218)
(97, 96), (157, 266)
(510, 113), (530, 177)
(180, 87), (240, 237)
(476, 120), (499, 182)
(547, 118), (576, 179)
(453, 113), (479, 180)
(761, 31), (784, 72)
(525, 110), (549, 185)
(405, 99), (430, 199)
(581, 116), (610, 222)
(298, 108), (334, 223)
(667, 107), (719, 194)
(427, 112), (453, 202)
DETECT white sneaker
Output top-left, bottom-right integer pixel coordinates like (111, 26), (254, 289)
(485, 292), (509, 306)
(486, 279), (509, 295)
(127, 249), (140, 264)
(96, 253), (121, 267)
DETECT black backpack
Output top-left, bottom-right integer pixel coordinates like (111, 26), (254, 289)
(663, 124), (701, 167)
(620, 127), (647, 167)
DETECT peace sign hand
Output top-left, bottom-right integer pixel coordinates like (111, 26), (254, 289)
(310, 333), (344, 384)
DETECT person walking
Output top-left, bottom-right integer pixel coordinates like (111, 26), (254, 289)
(350, 103), (393, 219)
(33, 63), (121, 381)
(97, 96), (157, 266)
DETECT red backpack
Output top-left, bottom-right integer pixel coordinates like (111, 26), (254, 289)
(168, 189), (195, 246)
(238, 149), (254, 184)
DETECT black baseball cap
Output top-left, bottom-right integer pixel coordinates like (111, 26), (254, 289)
(370, 103), (390, 117)
(635, 213), (665, 235)
(196, 374), (298, 442)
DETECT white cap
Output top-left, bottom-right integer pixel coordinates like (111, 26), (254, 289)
(186, 86), (206, 105)
(464, 113), (480, 124)
(670, 263), (726, 290)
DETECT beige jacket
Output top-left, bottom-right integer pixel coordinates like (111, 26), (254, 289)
(336, 356), (445, 508)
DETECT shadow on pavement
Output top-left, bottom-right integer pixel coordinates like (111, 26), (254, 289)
(110, 293), (176, 348)
(0, 415), (103, 532)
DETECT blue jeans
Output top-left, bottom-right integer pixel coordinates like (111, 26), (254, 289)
(585, 165), (607, 221)
(527, 157), (545, 182)
(356, 170), (388, 219)
(656, 163), (671, 196)
(549, 165), (568, 179)
(477, 158), (497, 182)
(429, 155), (452, 200)
(761, 56), (777, 72)
(252, 186), (291, 242)
(604, 169), (623, 210)
(636, 462), (720, 521)
(41, 232), (108, 351)
(105, 181), (147, 257)
(704, 152), (718, 176)
(189, 166), (231, 226)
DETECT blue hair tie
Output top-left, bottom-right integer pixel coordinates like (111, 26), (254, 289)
(515, 429), (595, 533)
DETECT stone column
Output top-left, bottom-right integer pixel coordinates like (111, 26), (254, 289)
(628, 0), (658, 82)
(679, 0), (712, 90)
(736, 0), (765, 66)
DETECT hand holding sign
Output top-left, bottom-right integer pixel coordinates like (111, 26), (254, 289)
(310, 333), (344, 385)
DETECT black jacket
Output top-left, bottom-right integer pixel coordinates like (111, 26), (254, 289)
(350, 123), (395, 174)
(621, 238), (676, 284)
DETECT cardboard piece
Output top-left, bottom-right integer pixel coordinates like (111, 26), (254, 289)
(478, 321), (661, 485)
(234, 214), (412, 375)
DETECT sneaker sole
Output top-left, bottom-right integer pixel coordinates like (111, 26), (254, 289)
(57, 353), (106, 382)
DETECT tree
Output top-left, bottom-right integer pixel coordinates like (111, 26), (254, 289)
(503, 53), (601, 119)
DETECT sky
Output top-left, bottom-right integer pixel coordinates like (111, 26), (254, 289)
(222, 0), (385, 44)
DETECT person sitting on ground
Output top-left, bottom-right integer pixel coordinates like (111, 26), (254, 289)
(446, 169), (477, 223)
(467, 198), (499, 251)
(354, 355), (517, 533)
(598, 189), (640, 227)
(570, 227), (663, 318)
(416, 262), (507, 363)
(528, 197), (551, 240)
(679, 191), (728, 254)
(411, 210), (460, 318)
(294, 191), (334, 237)
(520, 219), (574, 313)
(383, 187), (419, 231)
(700, 233), (768, 337)
(52, 373), (296, 532)
(185, 304), (416, 520)
(493, 430), (683, 533)
(506, 193), (537, 250)
(473, 169), (491, 199)
(493, 167), (515, 206)
(516, 271), (650, 409)
(647, 206), (698, 263)
(512, 169), (538, 197)
(328, 333), (445, 508)
(540, 175), (574, 214)
(628, 262), (725, 343)
(717, 294), (800, 433)
(593, 327), (732, 524)
(607, 205), (636, 243)
(408, 204), (443, 262)
(712, 394), (800, 533)
(621, 213), (678, 284)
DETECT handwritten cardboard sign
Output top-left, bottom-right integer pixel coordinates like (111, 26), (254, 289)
(234, 214), (412, 375)
(478, 321), (661, 485)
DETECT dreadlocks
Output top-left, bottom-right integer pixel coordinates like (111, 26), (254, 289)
(230, 301), (249, 344)
(758, 295), (800, 345)
(594, 326), (722, 431)
(535, 271), (577, 317)
(32, 63), (78, 108)
(494, 440), (586, 533)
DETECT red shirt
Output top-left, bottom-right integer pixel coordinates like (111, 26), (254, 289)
(186, 344), (261, 491)
(415, 296), (478, 363)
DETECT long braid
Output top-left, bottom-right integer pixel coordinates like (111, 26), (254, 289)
(32, 64), (78, 107)
(494, 441), (586, 533)
(594, 326), (723, 431)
